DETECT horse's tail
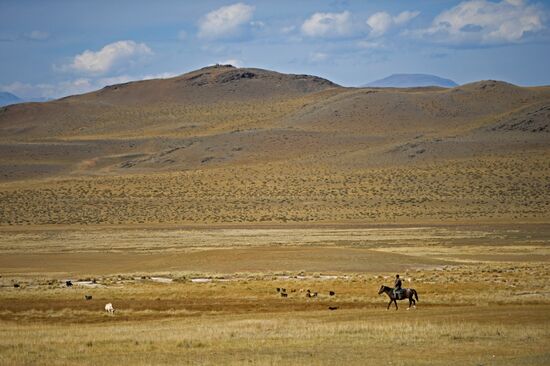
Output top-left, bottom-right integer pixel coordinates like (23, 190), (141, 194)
(413, 289), (418, 302)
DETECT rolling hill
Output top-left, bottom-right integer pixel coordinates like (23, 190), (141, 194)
(0, 65), (548, 226)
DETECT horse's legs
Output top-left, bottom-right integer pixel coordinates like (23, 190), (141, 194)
(387, 299), (392, 310)
(394, 299), (398, 310)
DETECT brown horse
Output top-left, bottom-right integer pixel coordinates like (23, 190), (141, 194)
(378, 285), (418, 310)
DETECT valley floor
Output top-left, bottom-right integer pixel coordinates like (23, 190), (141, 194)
(0, 224), (548, 365)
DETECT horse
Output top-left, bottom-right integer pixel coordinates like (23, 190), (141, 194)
(378, 285), (419, 310)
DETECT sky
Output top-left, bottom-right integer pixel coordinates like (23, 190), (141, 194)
(1, 0), (550, 99)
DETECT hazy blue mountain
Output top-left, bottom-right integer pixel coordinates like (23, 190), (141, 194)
(0, 92), (22, 107)
(0, 92), (52, 106)
(365, 74), (458, 88)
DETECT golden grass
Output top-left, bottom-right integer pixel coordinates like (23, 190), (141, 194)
(0, 306), (548, 365)
(0, 226), (549, 364)
(1, 154), (548, 226)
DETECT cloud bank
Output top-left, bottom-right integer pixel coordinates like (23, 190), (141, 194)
(413, 0), (544, 45)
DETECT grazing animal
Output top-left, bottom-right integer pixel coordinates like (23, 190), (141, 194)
(105, 303), (115, 314)
(329, 291), (335, 296)
(281, 288), (286, 293)
(328, 306), (339, 311)
(378, 285), (419, 310)
(276, 287), (281, 292)
(13, 283), (20, 288)
(281, 292), (288, 298)
(85, 295), (92, 300)
(65, 280), (73, 287)
(306, 290), (318, 298)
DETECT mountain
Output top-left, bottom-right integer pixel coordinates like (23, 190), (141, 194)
(0, 66), (549, 226)
(365, 73), (458, 88)
(0, 92), (22, 107)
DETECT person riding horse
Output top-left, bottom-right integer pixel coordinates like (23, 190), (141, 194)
(394, 274), (403, 299)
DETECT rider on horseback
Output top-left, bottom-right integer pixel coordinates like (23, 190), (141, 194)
(394, 274), (403, 299)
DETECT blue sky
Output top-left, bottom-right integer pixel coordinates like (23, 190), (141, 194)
(1, 0), (549, 99)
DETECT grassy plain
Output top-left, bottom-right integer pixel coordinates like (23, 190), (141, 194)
(0, 225), (548, 365)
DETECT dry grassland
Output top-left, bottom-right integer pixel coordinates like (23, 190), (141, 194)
(0, 225), (548, 365)
(1, 154), (548, 226)
(0, 68), (549, 364)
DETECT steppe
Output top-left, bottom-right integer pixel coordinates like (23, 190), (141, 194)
(0, 65), (548, 364)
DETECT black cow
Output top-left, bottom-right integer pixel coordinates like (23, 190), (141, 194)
(85, 295), (92, 300)
(329, 291), (335, 296)
(13, 283), (20, 288)
(281, 292), (288, 298)
(66, 280), (73, 287)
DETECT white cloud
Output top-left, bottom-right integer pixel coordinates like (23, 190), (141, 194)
(301, 11), (353, 38)
(394, 11), (421, 26)
(68, 40), (152, 74)
(198, 3), (255, 39)
(366, 12), (393, 36)
(367, 10), (419, 36)
(413, 0), (544, 45)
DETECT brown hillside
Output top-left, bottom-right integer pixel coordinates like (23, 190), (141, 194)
(0, 66), (549, 225)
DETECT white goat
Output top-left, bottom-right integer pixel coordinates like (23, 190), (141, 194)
(105, 303), (115, 314)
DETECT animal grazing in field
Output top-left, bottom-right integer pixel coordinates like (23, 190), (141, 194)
(328, 306), (339, 311)
(105, 303), (115, 314)
(65, 280), (73, 287)
(329, 291), (335, 296)
(378, 285), (418, 310)
(276, 287), (281, 292)
(13, 283), (20, 288)
(306, 290), (318, 298)
(281, 292), (288, 298)
(281, 288), (286, 293)
(85, 295), (92, 300)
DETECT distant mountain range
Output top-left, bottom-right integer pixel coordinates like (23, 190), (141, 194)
(365, 74), (458, 88)
(0, 92), (51, 107)
(0, 92), (22, 107)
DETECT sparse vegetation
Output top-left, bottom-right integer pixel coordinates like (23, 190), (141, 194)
(0, 66), (549, 364)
